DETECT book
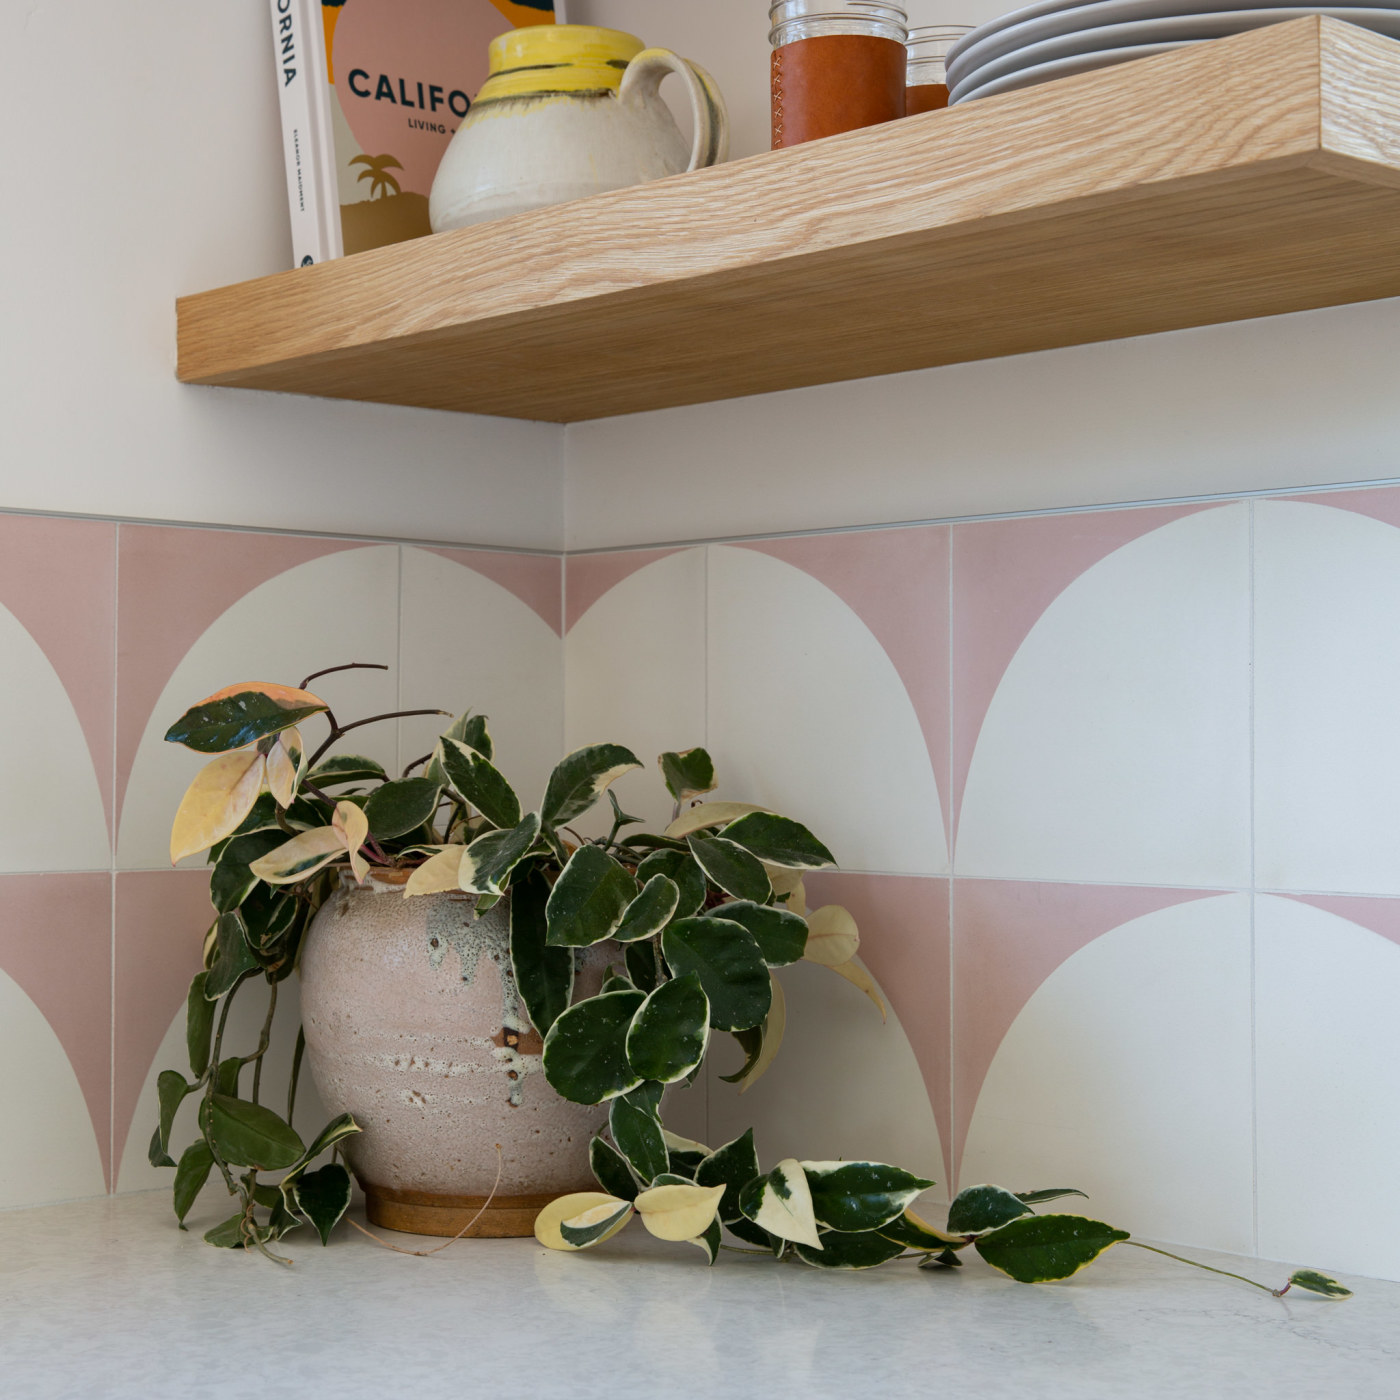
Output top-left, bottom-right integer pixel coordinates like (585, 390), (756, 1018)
(270, 0), (561, 267)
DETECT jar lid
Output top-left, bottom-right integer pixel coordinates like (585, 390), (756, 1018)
(769, 2), (909, 27)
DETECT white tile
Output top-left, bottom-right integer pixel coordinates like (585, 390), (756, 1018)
(955, 505), (1251, 886)
(707, 959), (945, 1196)
(117, 546), (401, 870)
(399, 549), (563, 818)
(960, 893), (1254, 1253)
(0, 605), (109, 873)
(1255, 499), (1400, 893)
(1255, 895), (1400, 1281)
(0, 969), (105, 1208)
(706, 545), (946, 875)
(564, 550), (707, 836)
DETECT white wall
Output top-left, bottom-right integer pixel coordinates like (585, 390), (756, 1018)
(564, 0), (1400, 551)
(0, 0), (562, 550)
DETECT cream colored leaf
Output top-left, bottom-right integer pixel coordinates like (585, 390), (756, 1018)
(534, 1192), (626, 1251)
(169, 749), (266, 864)
(749, 1159), (821, 1248)
(738, 975), (787, 1094)
(633, 1182), (725, 1242)
(249, 826), (344, 885)
(765, 865), (807, 917)
(803, 905), (860, 966)
(195, 681), (327, 710)
(828, 957), (887, 1020)
(404, 846), (467, 898)
(333, 801), (370, 884)
(263, 727), (304, 808)
(661, 1129), (711, 1157)
(664, 802), (773, 841)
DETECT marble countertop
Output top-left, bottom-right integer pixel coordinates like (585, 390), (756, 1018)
(2, 1192), (1396, 1399)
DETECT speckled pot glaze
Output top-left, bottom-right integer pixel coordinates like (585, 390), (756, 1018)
(299, 874), (611, 1236)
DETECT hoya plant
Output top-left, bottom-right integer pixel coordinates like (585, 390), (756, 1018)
(151, 666), (1352, 1300)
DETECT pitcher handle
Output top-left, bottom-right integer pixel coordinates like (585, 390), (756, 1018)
(619, 48), (730, 172)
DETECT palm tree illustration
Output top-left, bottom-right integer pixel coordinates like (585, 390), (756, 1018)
(351, 154), (404, 201)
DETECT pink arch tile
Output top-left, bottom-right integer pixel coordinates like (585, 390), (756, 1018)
(113, 870), (215, 1175)
(0, 516), (115, 837)
(952, 878), (1224, 1184)
(1285, 485), (1400, 531)
(805, 870), (951, 1185)
(0, 872), (113, 1186)
(950, 504), (1210, 844)
(1279, 892), (1400, 948)
(743, 528), (950, 832)
(422, 548), (562, 635)
(116, 527), (369, 819)
(565, 549), (683, 633)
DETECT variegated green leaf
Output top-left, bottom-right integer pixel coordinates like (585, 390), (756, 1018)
(635, 849), (707, 918)
(625, 972), (710, 1084)
(560, 1198), (634, 1249)
(165, 683), (328, 754)
(918, 1248), (966, 1269)
(615, 874), (680, 943)
(600, 970), (635, 995)
(363, 777), (441, 841)
(658, 747), (716, 803)
(459, 813), (541, 896)
(509, 868), (572, 1035)
(185, 971), (214, 1079)
(440, 738), (521, 830)
(172, 1139), (214, 1224)
(545, 844), (638, 946)
(975, 1214), (1130, 1282)
(541, 988), (647, 1104)
(695, 1128), (761, 1226)
(300, 1111), (361, 1163)
(664, 802), (771, 841)
(306, 754), (387, 788)
(624, 939), (660, 992)
(738, 1159), (821, 1248)
(1017, 1187), (1089, 1206)
(663, 1130), (711, 1179)
(661, 917), (771, 1032)
(686, 833), (772, 903)
(801, 1161), (935, 1233)
(720, 812), (836, 870)
(205, 912), (258, 999)
(947, 1183), (1034, 1236)
(609, 1090), (667, 1182)
(714, 900), (807, 966)
(590, 1135), (639, 1201)
(290, 1162), (353, 1245)
(689, 1216), (723, 1265)
(718, 1026), (763, 1084)
(1288, 1269), (1353, 1299)
(879, 1209), (969, 1251)
(535, 1192), (628, 1251)
(152, 1070), (192, 1165)
(795, 1228), (907, 1270)
(208, 830), (285, 913)
(541, 744), (643, 827)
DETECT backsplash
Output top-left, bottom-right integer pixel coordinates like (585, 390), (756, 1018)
(4, 486), (1400, 1282)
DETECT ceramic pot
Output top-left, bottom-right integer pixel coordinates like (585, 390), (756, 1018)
(299, 871), (610, 1238)
(429, 25), (729, 231)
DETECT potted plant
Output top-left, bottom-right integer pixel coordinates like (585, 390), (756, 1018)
(150, 665), (1352, 1300)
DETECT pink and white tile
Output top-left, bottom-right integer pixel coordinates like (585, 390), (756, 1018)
(706, 543), (946, 876)
(1255, 893), (1400, 1281)
(956, 881), (1253, 1252)
(0, 516), (114, 872)
(400, 547), (563, 817)
(564, 549), (707, 834)
(0, 873), (111, 1206)
(1254, 495), (1400, 894)
(116, 530), (400, 870)
(953, 504), (1251, 887)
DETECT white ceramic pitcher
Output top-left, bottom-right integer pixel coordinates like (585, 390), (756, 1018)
(429, 25), (729, 231)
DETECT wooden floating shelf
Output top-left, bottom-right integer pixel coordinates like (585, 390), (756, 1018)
(178, 18), (1400, 423)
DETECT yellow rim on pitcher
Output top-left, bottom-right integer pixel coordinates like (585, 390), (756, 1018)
(477, 25), (645, 102)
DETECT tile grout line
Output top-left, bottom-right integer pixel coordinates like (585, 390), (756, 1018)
(395, 546), (405, 777)
(947, 525), (957, 1197)
(110, 524), (120, 1196)
(1248, 498), (1260, 1258)
(702, 544), (712, 1149)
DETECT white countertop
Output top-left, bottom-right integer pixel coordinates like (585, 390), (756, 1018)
(2, 1192), (1396, 1399)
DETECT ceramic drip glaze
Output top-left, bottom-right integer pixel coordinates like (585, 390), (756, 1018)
(299, 876), (611, 1207)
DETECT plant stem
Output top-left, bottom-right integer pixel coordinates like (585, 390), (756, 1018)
(287, 1026), (305, 1126)
(299, 662), (389, 690)
(402, 752), (433, 777)
(249, 978), (279, 1106)
(1125, 1242), (1283, 1295)
(205, 985), (242, 1196)
(305, 708), (452, 771)
(719, 1244), (773, 1256)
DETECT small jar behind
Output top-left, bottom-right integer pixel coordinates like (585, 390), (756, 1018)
(906, 25), (972, 115)
(770, 1), (908, 149)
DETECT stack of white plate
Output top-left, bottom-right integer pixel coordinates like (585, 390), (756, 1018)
(946, 1), (1400, 103)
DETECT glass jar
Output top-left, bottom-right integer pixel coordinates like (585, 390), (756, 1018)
(905, 25), (972, 114)
(769, 2), (909, 149)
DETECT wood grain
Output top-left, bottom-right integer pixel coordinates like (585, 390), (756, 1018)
(177, 18), (1400, 422)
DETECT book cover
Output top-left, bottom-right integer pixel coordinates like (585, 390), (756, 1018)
(311, 0), (559, 260)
